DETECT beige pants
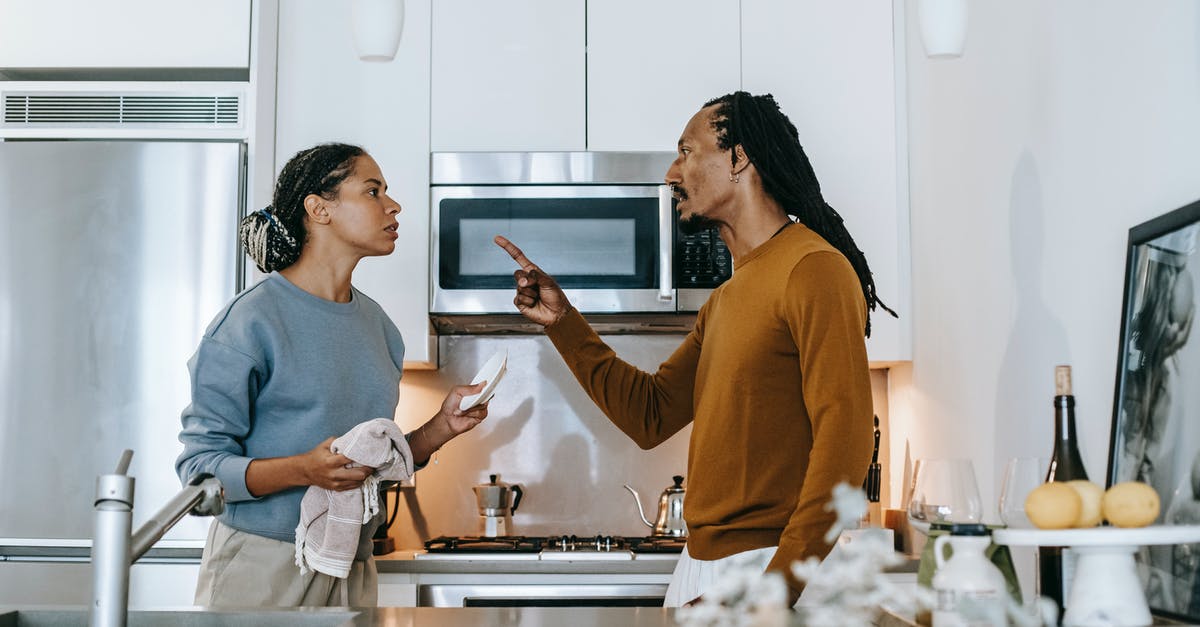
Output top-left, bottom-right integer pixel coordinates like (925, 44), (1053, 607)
(194, 520), (377, 608)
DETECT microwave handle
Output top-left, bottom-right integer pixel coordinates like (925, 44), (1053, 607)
(658, 185), (675, 302)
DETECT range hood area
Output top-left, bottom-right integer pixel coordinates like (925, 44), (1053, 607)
(430, 312), (698, 336)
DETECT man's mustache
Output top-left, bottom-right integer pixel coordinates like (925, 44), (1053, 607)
(671, 185), (688, 201)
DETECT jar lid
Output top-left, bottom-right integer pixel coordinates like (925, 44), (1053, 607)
(948, 523), (990, 536)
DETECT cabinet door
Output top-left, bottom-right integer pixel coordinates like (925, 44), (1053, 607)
(0, 0), (250, 69)
(586, 0), (740, 152)
(431, 0), (585, 151)
(743, 0), (910, 362)
(276, 0), (436, 367)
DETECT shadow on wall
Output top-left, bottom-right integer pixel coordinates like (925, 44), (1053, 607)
(993, 151), (1071, 488)
(387, 334), (693, 548)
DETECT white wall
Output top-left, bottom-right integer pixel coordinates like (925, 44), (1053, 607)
(893, 0), (1200, 520)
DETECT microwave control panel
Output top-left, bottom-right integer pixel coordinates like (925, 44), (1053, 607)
(676, 228), (732, 288)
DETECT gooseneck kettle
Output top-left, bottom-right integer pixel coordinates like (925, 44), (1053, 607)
(623, 475), (687, 538)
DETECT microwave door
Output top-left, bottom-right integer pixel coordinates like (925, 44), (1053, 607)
(432, 185), (678, 314)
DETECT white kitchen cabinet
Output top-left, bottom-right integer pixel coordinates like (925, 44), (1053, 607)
(430, 0), (585, 152)
(586, 0), (740, 151)
(0, 560), (200, 607)
(742, 0), (911, 363)
(0, 1), (250, 69)
(275, 0), (436, 368)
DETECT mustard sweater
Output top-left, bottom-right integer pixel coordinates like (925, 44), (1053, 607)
(547, 223), (873, 588)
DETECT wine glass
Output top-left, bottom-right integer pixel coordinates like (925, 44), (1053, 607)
(999, 457), (1046, 529)
(906, 458), (983, 534)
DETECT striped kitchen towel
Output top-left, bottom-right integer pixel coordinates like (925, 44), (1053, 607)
(295, 418), (414, 578)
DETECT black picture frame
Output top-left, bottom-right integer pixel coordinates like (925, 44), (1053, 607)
(1107, 198), (1200, 622)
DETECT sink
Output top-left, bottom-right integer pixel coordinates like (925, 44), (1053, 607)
(0, 608), (359, 627)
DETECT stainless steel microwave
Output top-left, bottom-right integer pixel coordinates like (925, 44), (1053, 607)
(430, 152), (732, 316)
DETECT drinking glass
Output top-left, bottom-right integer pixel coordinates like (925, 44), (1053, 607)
(906, 458), (983, 534)
(999, 457), (1046, 528)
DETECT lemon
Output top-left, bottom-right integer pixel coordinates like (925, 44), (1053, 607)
(1066, 480), (1104, 527)
(1103, 481), (1160, 528)
(1025, 482), (1082, 530)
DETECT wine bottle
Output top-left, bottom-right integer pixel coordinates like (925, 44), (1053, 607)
(1039, 365), (1089, 616)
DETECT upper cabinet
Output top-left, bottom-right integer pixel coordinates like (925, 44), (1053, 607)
(0, 0), (250, 69)
(275, 0), (436, 368)
(429, 0), (739, 153)
(430, 0), (585, 151)
(742, 0), (910, 362)
(586, 0), (739, 151)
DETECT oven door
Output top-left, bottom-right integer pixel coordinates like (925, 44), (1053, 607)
(431, 184), (676, 314)
(416, 583), (668, 607)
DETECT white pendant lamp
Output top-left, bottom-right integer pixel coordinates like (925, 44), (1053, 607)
(917, 0), (968, 58)
(351, 0), (406, 62)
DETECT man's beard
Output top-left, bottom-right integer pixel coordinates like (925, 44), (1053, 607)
(678, 212), (720, 236)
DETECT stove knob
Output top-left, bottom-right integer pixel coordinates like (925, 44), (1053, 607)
(603, 536), (613, 551)
(594, 534), (603, 550)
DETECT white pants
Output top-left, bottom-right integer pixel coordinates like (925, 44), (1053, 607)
(664, 545), (779, 607)
(664, 543), (844, 608)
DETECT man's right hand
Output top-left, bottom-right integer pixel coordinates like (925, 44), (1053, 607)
(494, 235), (572, 328)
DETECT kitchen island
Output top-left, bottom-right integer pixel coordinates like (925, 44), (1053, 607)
(0, 605), (919, 626)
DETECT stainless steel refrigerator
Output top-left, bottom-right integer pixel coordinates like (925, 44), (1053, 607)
(0, 140), (244, 605)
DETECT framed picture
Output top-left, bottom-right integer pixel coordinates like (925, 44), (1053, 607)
(1108, 198), (1200, 621)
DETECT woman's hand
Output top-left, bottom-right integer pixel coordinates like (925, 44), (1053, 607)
(438, 381), (490, 435)
(245, 436), (374, 496)
(408, 382), (491, 464)
(298, 436), (374, 491)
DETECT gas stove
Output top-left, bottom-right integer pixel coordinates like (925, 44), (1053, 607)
(416, 534), (685, 561)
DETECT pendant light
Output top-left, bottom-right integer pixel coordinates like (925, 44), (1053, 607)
(351, 0), (405, 62)
(917, 0), (968, 58)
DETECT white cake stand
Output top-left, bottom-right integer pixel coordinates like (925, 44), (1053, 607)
(993, 525), (1200, 627)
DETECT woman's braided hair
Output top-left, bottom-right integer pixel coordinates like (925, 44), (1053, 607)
(239, 143), (366, 273)
(704, 91), (897, 337)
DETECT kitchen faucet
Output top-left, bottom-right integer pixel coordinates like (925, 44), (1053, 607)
(91, 450), (224, 627)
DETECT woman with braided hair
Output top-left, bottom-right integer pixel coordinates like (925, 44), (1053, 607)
(495, 92), (887, 607)
(177, 143), (490, 607)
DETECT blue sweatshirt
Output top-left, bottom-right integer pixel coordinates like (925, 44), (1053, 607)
(176, 272), (406, 542)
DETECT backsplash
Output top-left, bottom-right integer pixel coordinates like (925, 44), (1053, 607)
(387, 333), (890, 549)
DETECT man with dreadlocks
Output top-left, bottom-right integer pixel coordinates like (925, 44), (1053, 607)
(496, 91), (894, 606)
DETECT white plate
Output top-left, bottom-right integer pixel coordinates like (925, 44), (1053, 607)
(992, 524), (1200, 547)
(459, 349), (508, 411)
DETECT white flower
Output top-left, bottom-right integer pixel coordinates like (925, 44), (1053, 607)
(824, 482), (869, 544)
(676, 482), (935, 627)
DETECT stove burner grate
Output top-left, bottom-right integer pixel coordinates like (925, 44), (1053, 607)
(423, 535), (544, 553)
(422, 534), (685, 553)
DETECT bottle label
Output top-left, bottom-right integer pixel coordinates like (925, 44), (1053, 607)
(933, 589), (1005, 627)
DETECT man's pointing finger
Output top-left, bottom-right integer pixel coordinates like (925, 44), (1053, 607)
(493, 235), (536, 271)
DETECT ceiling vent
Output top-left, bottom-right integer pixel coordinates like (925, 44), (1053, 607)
(4, 93), (240, 126)
(0, 83), (248, 139)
